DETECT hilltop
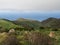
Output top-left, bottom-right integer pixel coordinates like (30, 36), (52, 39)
(42, 17), (60, 28)
(13, 18), (42, 29)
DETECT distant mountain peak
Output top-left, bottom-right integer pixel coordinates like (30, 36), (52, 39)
(42, 17), (58, 23)
(16, 18), (39, 22)
(16, 18), (30, 21)
(42, 17), (60, 28)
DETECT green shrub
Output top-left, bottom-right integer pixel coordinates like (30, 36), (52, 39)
(24, 31), (55, 45)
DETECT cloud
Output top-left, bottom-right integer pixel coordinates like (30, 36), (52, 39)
(0, 0), (60, 11)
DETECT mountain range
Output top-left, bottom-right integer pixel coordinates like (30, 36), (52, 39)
(0, 17), (60, 31)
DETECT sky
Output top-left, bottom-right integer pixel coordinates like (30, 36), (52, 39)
(0, 10), (60, 21)
(0, 0), (60, 11)
(0, 0), (60, 20)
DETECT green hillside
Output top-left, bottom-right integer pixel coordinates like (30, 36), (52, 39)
(13, 18), (42, 29)
(42, 17), (60, 28)
(0, 19), (20, 32)
(0, 18), (60, 45)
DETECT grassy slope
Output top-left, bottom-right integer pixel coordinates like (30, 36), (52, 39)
(0, 19), (19, 30)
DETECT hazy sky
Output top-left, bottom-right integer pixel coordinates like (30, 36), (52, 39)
(0, 0), (60, 11)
